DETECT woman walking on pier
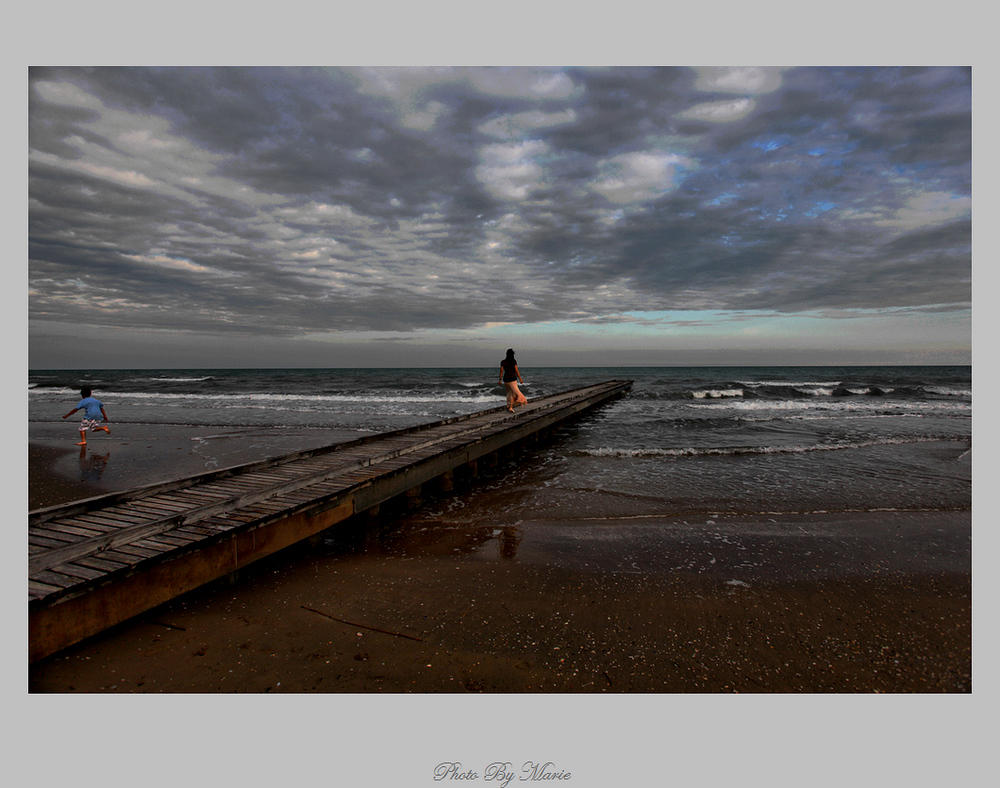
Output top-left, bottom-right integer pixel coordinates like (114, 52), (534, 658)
(499, 348), (527, 413)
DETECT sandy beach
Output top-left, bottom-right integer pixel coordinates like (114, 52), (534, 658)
(28, 431), (971, 693)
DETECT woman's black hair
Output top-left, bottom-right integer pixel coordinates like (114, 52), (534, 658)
(504, 348), (515, 360)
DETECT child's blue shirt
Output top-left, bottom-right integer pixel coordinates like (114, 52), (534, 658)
(77, 396), (104, 420)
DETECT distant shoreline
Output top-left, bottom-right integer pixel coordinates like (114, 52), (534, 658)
(29, 363), (973, 372)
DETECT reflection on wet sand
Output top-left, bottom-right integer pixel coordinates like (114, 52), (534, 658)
(319, 517), (527, 563)
(313, 454), (541, 561)
(78, 446), (111, 483)
(323, 516), (505, 559)
(498, 526), (522, 559)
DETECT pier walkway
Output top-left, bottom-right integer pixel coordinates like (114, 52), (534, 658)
(29, 380), (632, 661)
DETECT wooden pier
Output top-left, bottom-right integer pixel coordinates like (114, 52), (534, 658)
(28, 380), (632, 662)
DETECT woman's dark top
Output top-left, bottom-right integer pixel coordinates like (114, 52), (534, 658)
(500, 358), (518, 382)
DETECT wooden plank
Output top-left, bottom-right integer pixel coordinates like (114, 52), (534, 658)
(170, 525), (221, 542)
(41, 544), (149, 574)
(32, 569), (79, 589)
(30, 579), (63, 597)
(32, 524), (106, 543)
(29, 527), (78, 544)
(128, 498), (193, 515)
(193, 481), (258, 496)
(124, 540), (182, 556)
(197, 516), (242, 531)
(174, 521), (221, 537)
(43, 562), (106, 582)
(131, 532), (198, 550)
(73, 550), (141, 574)
(116, 503), (191, 521)
(101, 543), (162, 560)
(30, 534), (75, 549)
(41, 521), (110, 537)
(66, 519), (146, 537)
(73, 510), (151, 526)
(159, 489), (231, 506)
(111, 502), (178, 519)
(248, 469), (301, 482)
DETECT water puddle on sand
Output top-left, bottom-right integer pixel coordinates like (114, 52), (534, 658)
(324, 500), (971, 586)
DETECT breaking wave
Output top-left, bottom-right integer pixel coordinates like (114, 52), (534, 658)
(572, 435), (958, 459)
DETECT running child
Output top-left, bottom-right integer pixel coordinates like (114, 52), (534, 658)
(62, 387), (111, 446)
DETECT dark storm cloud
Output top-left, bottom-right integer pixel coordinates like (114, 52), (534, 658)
(28, 66), (970, 356)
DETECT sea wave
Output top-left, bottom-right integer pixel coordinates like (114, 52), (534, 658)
(29, 389), (503, 405)
(624, 383), (923, 402)
(696, 398), (970, 414)
(572, 435), (960, 459)
(739, 380), (842, 387)
(28, 386), (81, 396)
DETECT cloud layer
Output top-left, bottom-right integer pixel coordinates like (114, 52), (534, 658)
(28, 66), (971, 365)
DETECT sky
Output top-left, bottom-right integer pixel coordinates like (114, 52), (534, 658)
(27, 65), (971, 368)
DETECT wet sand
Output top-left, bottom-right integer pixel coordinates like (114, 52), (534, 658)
(27, 432), (972, 693)
(28, 422), (369, 510)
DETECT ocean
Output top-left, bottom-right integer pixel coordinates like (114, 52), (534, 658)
(28, 366), (971, 520)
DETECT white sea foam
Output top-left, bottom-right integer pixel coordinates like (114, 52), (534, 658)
(926, 386), (972, 397)
(142, 376), (214, 382)
(691, 388), (744, 399)
(846, 387), (884, 395)
(799, 387), (835, 396)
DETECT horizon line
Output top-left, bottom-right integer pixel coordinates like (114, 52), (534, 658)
(27, 362), (973, 372)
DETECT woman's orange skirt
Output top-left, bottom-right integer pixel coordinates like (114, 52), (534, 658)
(505, 381), (527, 406)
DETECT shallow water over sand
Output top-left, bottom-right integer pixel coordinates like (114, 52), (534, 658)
(29, 365), (972, 517)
